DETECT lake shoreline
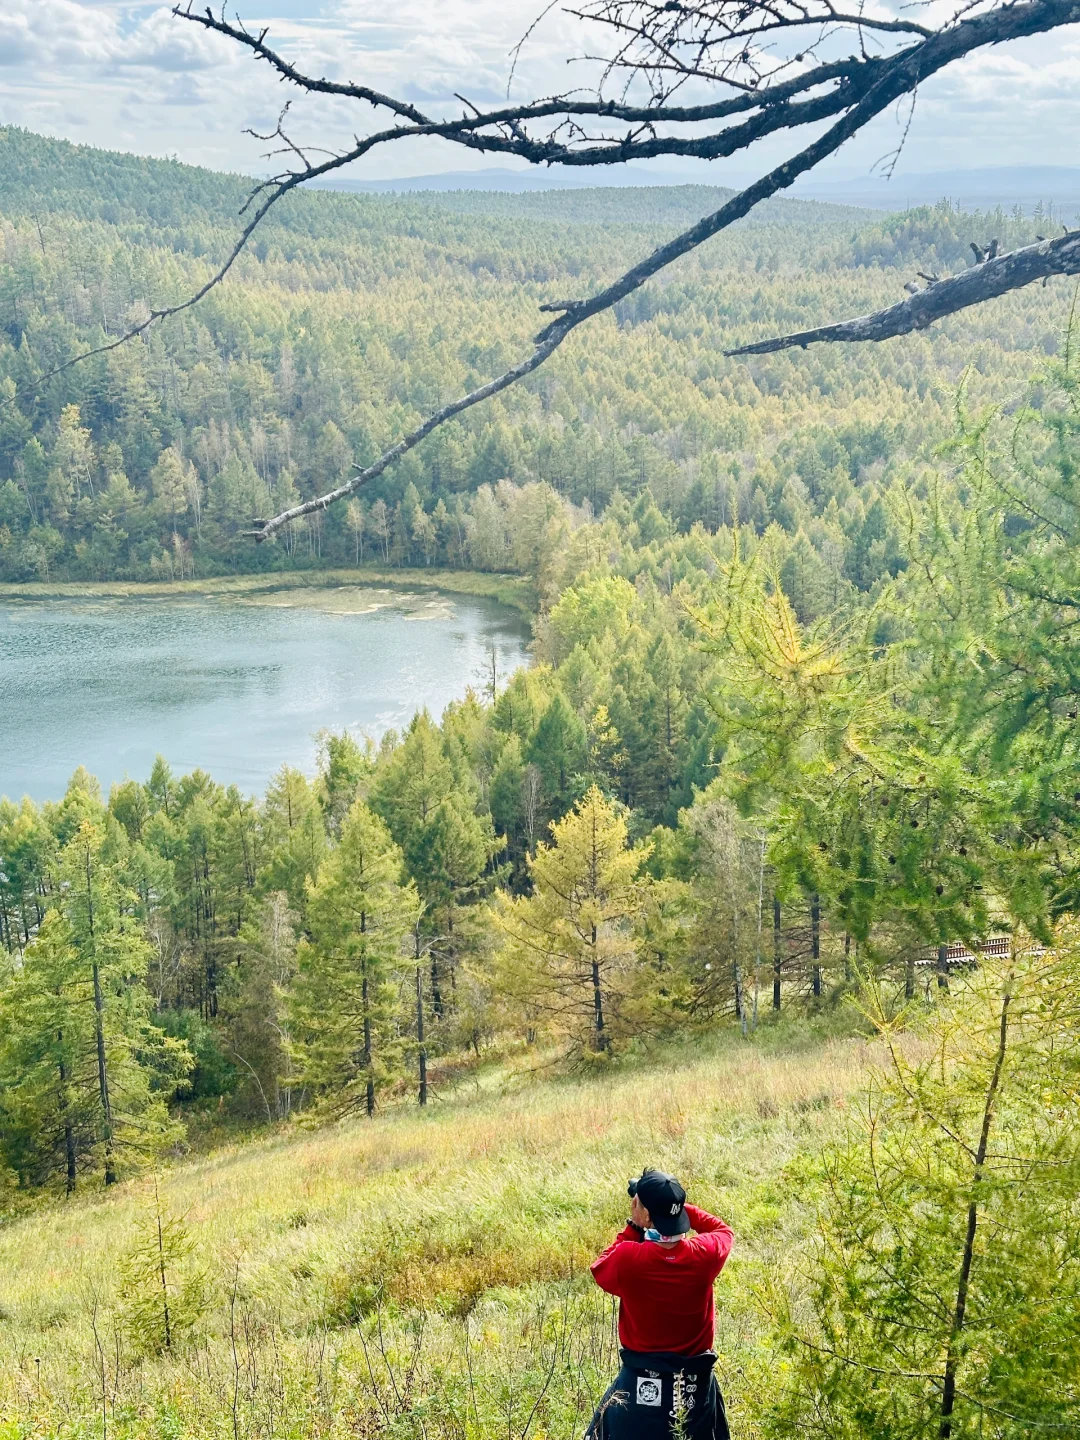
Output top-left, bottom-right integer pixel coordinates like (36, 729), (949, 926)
(1, 586), (531, 801)
(0, 567), (536, 618)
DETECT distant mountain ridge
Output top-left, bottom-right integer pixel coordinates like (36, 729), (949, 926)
(311, 166), (656, 193)
(6, 125), (1072, 250)
(313, 163), (1080, 217)
(313, 160), (1080, 218)
(3, 127), (1073, 233)
(0, 126), (864, 235)
(793, 166), (1080, 217)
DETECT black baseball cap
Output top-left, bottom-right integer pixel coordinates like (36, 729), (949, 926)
(628, 1168), (691, 1235)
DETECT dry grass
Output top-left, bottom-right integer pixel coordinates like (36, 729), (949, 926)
(0, 1025), (876, 1440)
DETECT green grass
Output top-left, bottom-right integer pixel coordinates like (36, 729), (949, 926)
(0, 568), (535, 616)
(0, 1024), (874, 1440)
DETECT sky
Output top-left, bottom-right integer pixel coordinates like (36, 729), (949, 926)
(1, 0), (1078, 187)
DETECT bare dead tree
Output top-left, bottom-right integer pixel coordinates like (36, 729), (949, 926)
(24, 1), (1080, 536)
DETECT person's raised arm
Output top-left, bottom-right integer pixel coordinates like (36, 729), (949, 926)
(685, 1205), (734, 1272)
(685, 1204), (728, 1234)
(590, 1210), (645, 1295)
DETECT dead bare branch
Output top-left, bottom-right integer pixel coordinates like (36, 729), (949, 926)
(725, 232), (1080, 355)
(17, 0), (1080, 528)
(247, 0), (1080, 537)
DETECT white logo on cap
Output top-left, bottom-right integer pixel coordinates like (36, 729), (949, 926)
(671, 1203), (680, 1214)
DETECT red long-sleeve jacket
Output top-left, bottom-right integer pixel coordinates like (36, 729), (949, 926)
(590, 1204), (733, 1356)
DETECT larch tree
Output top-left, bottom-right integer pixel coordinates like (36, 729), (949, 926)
(0, 820), (191, 1190)
(370, 712), (499, 945)
(227, 891), (301, 1122)
(59, 819), (192, 1185)
(0, 796), (56, 953)
(766, 939), (1080, 1439)
(0, 911), (95, 1192)
(680, 790), (766, 1026)
(318, 730), (373, 839)
(287, 800), (416, 1116)
(526, 693), (589, 824)
(493, 785), (653, 1054)
(259, 765), (327, 916)
(344, 497), (365, 565)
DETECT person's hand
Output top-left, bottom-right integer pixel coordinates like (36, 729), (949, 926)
(630, 1193), (650, 1230)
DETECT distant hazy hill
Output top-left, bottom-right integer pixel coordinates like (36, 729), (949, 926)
(317, 166), (648, 193)
(308, 162), (1077, 214)
(0, 126), (864, 235)
(378, 183), (869, 229)
(325, 160), (1080, 220)
(794, 166), (1080, 218)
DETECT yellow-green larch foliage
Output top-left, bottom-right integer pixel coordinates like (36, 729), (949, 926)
(492, 785), (653, 1055)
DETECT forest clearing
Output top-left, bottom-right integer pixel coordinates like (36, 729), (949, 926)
(0, 1022), (903, 1440)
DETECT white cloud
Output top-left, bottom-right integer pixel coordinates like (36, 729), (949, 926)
(0, 0), (115, 68)
(112, 6), (236, 72)
(0, 0), (1078, 178)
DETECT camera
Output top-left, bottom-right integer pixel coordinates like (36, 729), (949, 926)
(627, 1177), (639, 1198)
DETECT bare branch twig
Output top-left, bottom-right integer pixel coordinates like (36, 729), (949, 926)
(246, 0), (1080, 536)
(726, 232), (1080, 355)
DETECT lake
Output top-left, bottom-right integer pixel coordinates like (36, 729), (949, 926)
(0, 586), (531, 802)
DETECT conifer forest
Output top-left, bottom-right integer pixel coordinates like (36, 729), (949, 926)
(3, 82), (1080, 1440)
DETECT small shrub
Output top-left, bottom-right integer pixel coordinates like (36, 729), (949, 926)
(117, 1182), (211, 1355)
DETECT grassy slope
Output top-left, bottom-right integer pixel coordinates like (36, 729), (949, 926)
(0, 568), (535, 615)
(0, 1025), (870, 1440)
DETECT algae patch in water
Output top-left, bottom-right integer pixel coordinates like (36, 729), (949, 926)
(231, 587), (455, 619)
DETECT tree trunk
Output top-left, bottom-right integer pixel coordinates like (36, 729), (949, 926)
(82, 843), (116, 1186)
(65, 1116), (77, 1192)
(206, 951), (218, 1019)
(58, 1041), (76, 1194)
(362, 961), (374, 1118)
(939, 984), (1012, 1438)
(591, 924), (606, 1048)
(157, 1204), (172, 1351)
(92, 962), (116, 1186)
(773, 896), (782, 1011)
(416, 963), (427, 1106)
(811, 893), (822, 998)
(430, 952), (443, 1018)
(937, 943), (951, 992)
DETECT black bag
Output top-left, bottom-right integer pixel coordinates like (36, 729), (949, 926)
(586, 1349), (730, 1440)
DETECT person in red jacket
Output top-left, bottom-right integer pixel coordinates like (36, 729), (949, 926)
(588, 1169), (733, 1440)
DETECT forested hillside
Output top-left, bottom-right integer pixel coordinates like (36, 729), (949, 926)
(6, 334), (1080, 1138)
(5, 119), (1080, 1143)
(5, 118), (1080, 1437)
(0, 125), (1069, 586)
